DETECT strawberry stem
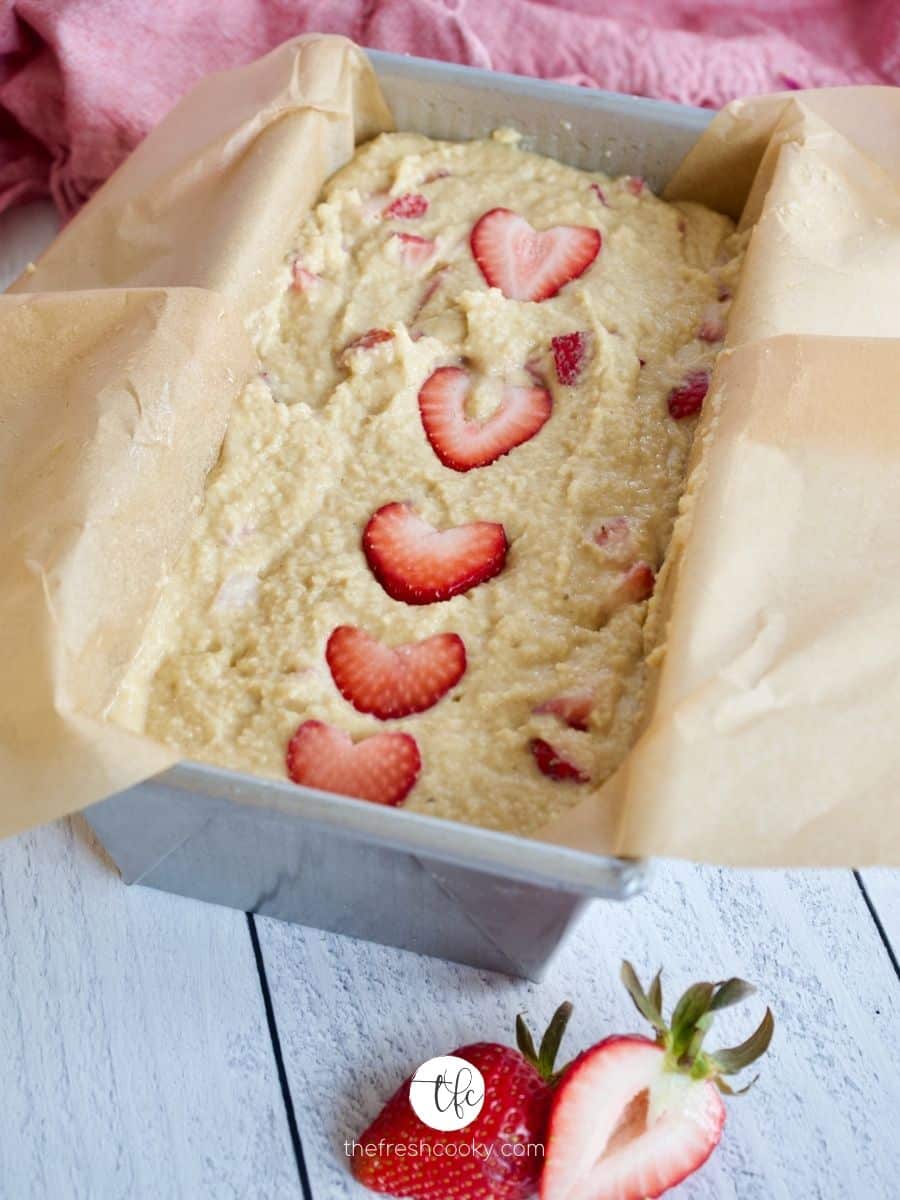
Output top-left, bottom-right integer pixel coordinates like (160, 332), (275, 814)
(620, 961), (774, 1090)
(516, 1001), (574, 1083)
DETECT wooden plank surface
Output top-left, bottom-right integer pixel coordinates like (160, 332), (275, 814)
(257, 862), (900, 1199)
(859, 869), (900, 964)
(0, 819), (300, 1200)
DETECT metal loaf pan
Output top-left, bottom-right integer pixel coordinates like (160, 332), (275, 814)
(85, 51), (715, 979)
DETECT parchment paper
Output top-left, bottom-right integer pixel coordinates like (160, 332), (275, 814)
(1, 37), (897, 865)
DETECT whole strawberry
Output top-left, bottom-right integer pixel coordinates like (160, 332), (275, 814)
(352, 1004), (572, 1199)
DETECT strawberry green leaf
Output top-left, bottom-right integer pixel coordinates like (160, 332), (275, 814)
(670, 981), (715, 1052)
(710, 978), (756, 1012)
(712, 1007), (775, 1074)
(621, 961), (666, 1032)
(537, 1002), (573, 1080)
(516, 1013), (539, 1066)
(648, 970), (663, 1016)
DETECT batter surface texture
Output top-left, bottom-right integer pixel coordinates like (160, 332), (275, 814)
(141, 130), (742, 834)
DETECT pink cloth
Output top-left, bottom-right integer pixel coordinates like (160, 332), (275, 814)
(0, 0), (896, 217)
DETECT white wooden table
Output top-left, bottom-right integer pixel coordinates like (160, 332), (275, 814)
(2, 204), (899, 1200)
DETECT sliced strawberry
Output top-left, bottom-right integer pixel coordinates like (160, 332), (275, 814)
(470, 208), (601, 302)
(392, 231), (436, 268)
(285, 720), (420, 806)
(343, 328), (393, 355)
(291, 261), (319, 292)
(667, 370), (709, 419)
(626, 175), (646, 197)
(534, 688), (593, 732)
(363, 502), (507, 605)
(590, 181), (610, 207)
(552, 331), (591, 386)
(418, 366), (552, 472)
(619, 562), (656, 604)
(530, 738), (590, 783)
(412, 267), (448, 320)
(541, 963), (774, 1200)
(383, 192), (429, 219)
(326, 625), (466, 719)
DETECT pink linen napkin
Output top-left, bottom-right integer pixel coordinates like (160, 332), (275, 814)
(1, 0), (896, 218)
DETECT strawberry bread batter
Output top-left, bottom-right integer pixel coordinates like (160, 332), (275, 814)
(137, 130), (743, 834)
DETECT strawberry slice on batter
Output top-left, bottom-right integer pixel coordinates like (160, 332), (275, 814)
(286, 720), (421, 806)
(668, 370), (710, 419)
(363, 502), (508, 605)
(326, 625), (466, 719)
(418, 366), (552, 471)
(470, 208), (601, 301)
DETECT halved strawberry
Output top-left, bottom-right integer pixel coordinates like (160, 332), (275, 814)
(326, 625), (466, 719)
(392, 232), (436, 268)
(552, 332), (591, 385)
(343, 328), (393, 355)
(470, 209), (601, 302)
(418, 366), (552, 472)
(285, 720), (420, 806)
(530, 738), (590, 783)
(384, 192), (429, 219)
(541, 964), (774, 1200)
(363, 502), (507, 605)
(668, 370), (709, 419)
(534, 688), (593, 732)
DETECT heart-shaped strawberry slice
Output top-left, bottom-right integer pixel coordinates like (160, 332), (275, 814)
(363, 502), (508, 605)
(418, 366), (552, 471)
(471, 208), (601, 302)
(286, 720), (420, 806)
(326, 625), (466, 719)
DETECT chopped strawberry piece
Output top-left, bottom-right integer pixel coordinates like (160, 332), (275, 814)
(698, 318), (726, 343)
(534, 688), (594, 732)
(626, 175), (645, 196)
(286, 720), (420, 806)
(326, 625), (466, 719)
(343, 328), (393, 354)
(470, 208), (601, 302)
(590, 182), (609, 206)
(552, 331), (591, 385)
(363, 501), (508, 605)
(620, 561), (656, 603)
(530, 738), (589, 783)
(290, 261), (319, 292)
(392, 231), (436, 268)
(667, 369), (709, 419)
(418, 366), (552, 472)
(593, 515), (633, 559)
(383, 192), (429, 219)
(412, 267), (447, 319)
